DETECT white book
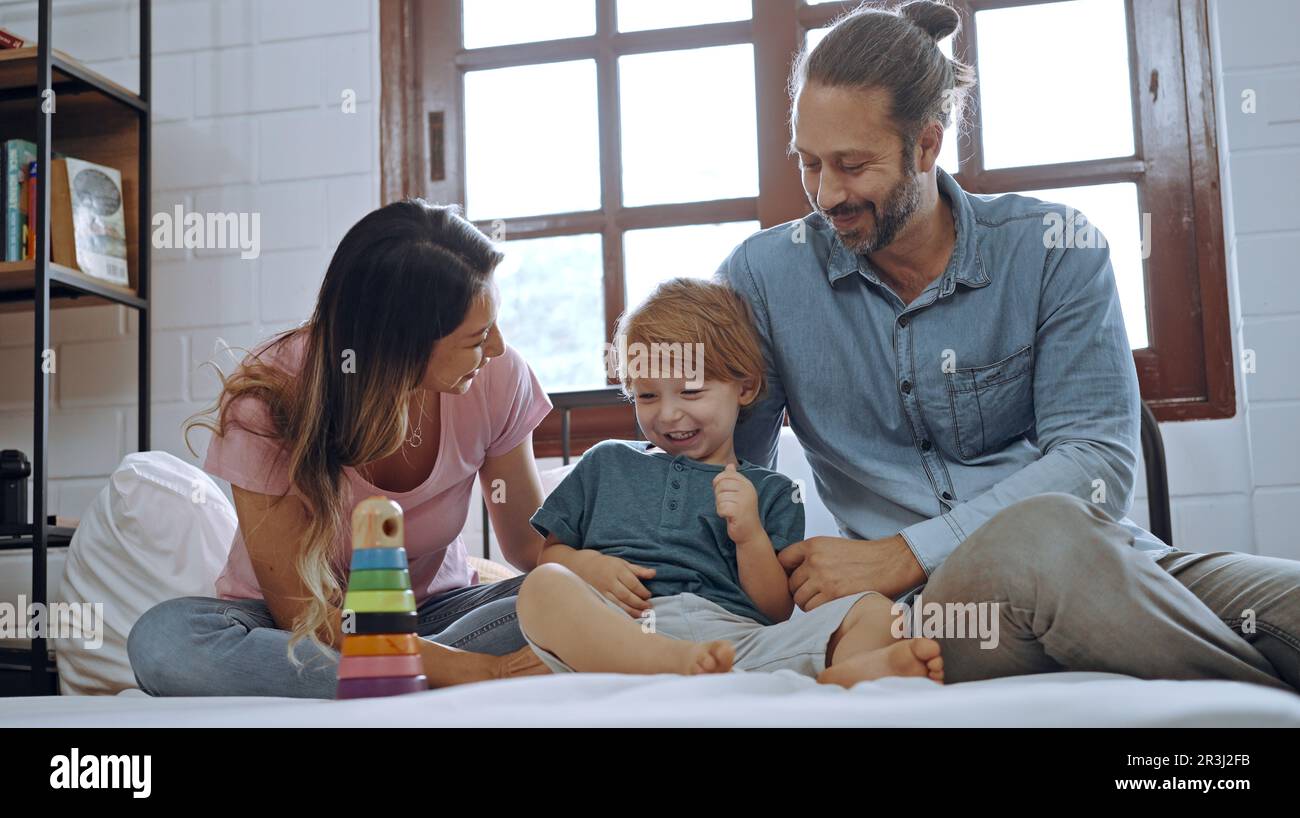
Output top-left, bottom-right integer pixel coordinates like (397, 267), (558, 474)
(61, 157), (129, 286)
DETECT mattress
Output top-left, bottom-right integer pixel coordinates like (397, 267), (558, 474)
(2, 670), (1298, 727)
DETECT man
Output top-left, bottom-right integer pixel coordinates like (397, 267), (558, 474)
(716, 1), (1298, 691)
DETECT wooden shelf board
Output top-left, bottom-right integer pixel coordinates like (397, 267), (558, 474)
(0, 260), (143, 311)
(0, 46), (144, 108)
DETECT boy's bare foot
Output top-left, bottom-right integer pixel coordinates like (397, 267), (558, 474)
(679, 640), (735, 676)
(816, 638), (944, 688)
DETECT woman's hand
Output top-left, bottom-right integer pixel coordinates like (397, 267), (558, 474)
(713, 464), (762, 546)
(563, 549), (657, 618)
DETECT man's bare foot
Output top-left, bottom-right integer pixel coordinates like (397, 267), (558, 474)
(816, 638), (944, 688)
(492, 645), (553, 680)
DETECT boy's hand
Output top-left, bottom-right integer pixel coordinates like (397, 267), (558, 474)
(713, 463), (762, 546)
(567, 550), (657, 617)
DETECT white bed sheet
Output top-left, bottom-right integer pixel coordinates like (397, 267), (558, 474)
(3, 671), (1298, 727)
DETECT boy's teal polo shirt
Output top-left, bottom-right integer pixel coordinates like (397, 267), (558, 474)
(530, 439), (805, 625)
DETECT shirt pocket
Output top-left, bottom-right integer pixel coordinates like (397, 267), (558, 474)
(944, 344), (1035, 461)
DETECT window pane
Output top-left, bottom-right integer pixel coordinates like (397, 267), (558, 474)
(976, 0), (1134, 169)
(803, 29), (959, 173)
(622, 221), (760, 309)
(1018, 183), (1149, 349)
(617, 0), (750, 32)
(805, 25), (830, 52)
(936, 118), (959, 172)
(620, 45), (758, 207)
(462, 0), (595, 49)
(464, 61), (600, 220)
(496, 234), (608, 391)
(805, 23), (955, 57)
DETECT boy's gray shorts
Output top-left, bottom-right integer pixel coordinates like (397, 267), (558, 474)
(521, 578), (885, 678)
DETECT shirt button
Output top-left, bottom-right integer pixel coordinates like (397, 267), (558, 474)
(941, 491), (953, 501)
(674, 463), (684, 472)
(921, 439), (932, 451)
(900, 379), (913, 395)
(899, 315), (910, 328)
(671, 480), (680, 489)
(669, 501), (678, 510)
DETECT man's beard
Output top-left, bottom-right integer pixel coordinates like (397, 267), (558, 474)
(816, 157), (922, 254)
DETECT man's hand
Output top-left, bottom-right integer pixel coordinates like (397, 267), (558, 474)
(777, 534), (926, 610)
(713, 463), (762, 546)
(565, 550), (657, 617)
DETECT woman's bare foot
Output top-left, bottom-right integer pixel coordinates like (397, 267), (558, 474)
(492, 645), (552, 680)
(816, 638), (944, 688)
(420, 642), (549, 688)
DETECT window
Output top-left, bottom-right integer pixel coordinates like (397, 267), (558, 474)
(381, 0), (1232, 455)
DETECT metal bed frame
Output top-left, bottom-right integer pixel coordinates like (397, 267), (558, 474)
(1140, 400), (1174, 547)
(478, 387), (638, 558)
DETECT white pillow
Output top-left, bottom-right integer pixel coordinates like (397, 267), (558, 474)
(540, 462), (578, 495)
(53, 452), (236, 696)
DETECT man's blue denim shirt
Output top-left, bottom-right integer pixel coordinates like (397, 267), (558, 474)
(716, 167), (1174, 579)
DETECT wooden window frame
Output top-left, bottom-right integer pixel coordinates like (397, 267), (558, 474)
(380, 0), (1233, 456)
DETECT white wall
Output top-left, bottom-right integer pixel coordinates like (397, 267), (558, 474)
(0, 0), (380, 519)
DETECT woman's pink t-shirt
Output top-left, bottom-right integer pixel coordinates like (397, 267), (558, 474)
(202, 331), (552, 604)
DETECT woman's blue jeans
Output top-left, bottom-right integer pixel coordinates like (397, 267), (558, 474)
(126, 575), (526, 698)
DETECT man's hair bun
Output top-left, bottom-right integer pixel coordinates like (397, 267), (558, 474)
(898, 0), (960, 42)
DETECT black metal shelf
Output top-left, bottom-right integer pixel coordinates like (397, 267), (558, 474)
(0, 524), (74, 549)
(49, 52), (148, 113)
(2, 0), (152, 698)
(0, 47), (148, 114)
(0, 647), (56, 696)
(0, 260), (149, 310)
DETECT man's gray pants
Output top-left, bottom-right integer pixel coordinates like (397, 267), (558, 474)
(920, 493), (1299, 693)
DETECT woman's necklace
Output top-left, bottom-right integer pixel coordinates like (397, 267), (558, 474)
(406, 389), (428, 448)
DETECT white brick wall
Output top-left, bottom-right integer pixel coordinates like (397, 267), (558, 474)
(1173, 0), (1300, 560)
(0, 0), (380, 520)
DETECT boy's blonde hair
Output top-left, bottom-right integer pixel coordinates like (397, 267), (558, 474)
(613, 277), (767, 409)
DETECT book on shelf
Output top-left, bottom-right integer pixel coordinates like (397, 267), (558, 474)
(0, 27), (25, 49)
(3, 139), (35, 262)
(49, 157), (130, 286)
(26, 161), (36, 259)
(7, 154), (131, 287)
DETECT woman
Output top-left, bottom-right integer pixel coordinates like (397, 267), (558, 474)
(128, 200), (552, 697)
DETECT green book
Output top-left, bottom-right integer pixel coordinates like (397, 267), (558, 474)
(4, 139), (36, 261)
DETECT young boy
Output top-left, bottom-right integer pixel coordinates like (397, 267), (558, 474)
(516, 278), (943, 686)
